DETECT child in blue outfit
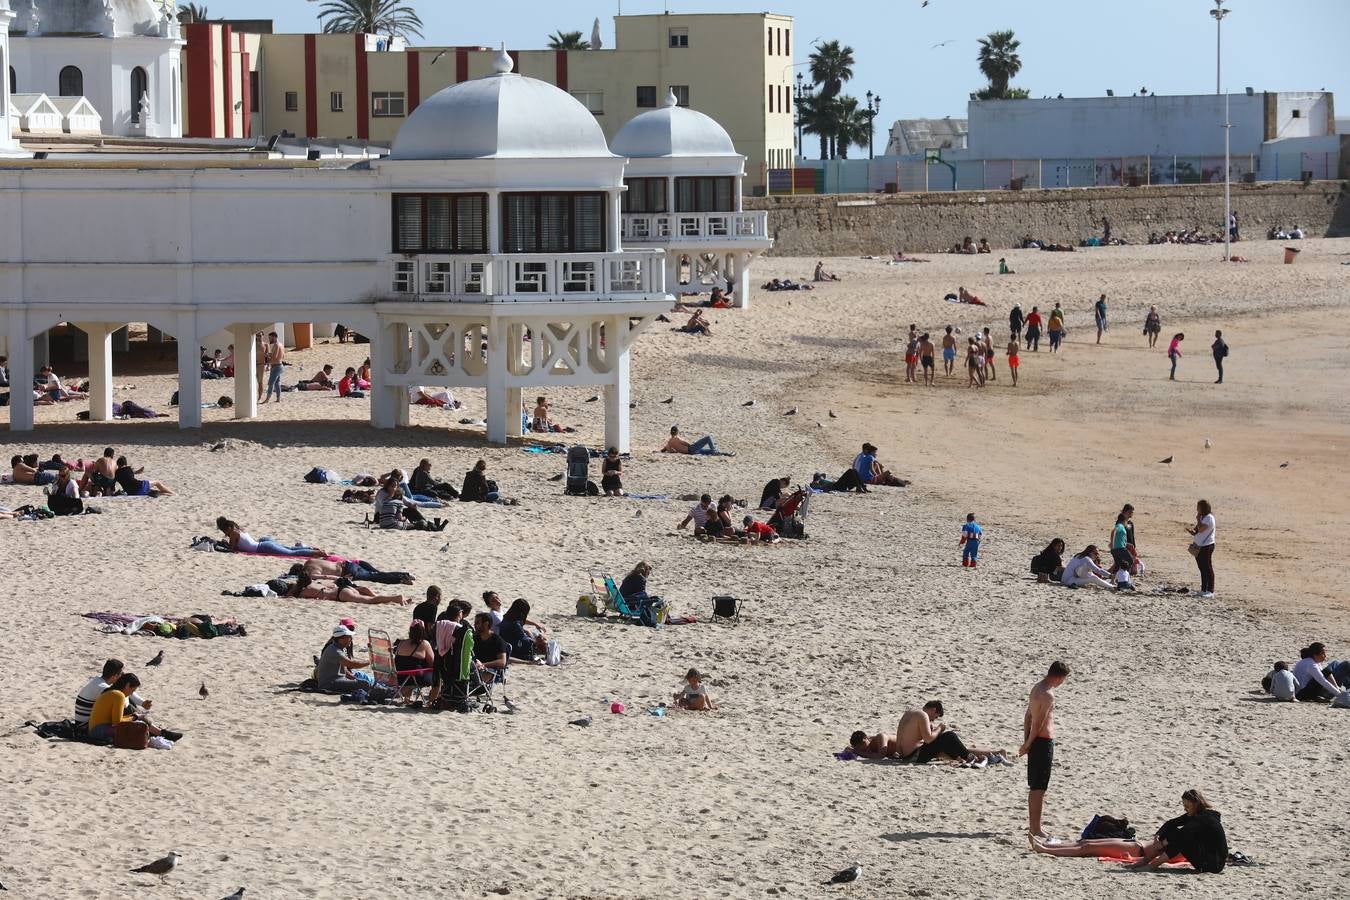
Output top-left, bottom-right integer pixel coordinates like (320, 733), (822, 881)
(960, 513), (983, 568)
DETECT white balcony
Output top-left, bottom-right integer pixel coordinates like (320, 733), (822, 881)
(389, 250), (667, 302)
(621, 211), (770, 244)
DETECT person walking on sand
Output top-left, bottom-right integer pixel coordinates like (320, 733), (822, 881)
(1009, 304), (1024, 342)
(904, 325), (920, 384)
(1186, 499), (1216, 598)
(1007, 337), (1021, 386)
(941, 326), (958, 376)
(262, 331), (285, 404)
(1047, 307), (1065, 354)
(966, 338), (984, 388)
(1143, 306), (1161, 349)
(1024, 306), (1043, 352)
(918, 332), (936, 387)
(982, 327), (997, 382)
(254, 332), (267, 403)
(1021, 661), (1069, 838)
(1211, 330), (1228, 384)
(1094, 294), (1108, 344)
(1167, 333), (1184, 380)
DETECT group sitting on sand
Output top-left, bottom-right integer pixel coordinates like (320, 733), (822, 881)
(814, 442), (909, 493)
(760, 278), (814, 292)
(846, 701), (1013, 767)
(1262, 642), (1348, 703)
(74, 658), (182, 749)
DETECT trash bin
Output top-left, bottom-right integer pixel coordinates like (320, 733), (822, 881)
(292, 322), (313, 350)
(1283, 247), (1300, 265)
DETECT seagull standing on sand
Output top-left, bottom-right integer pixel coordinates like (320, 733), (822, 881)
(146, 650), (164, 666)
(220, 889), (246, 900)
(826, 863), (862, 884)
(131, 851), (180, 878)
(199, 682), (209, 700)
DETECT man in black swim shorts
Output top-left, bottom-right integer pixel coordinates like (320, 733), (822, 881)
(1020, 660), (1069, 838)
(918, 332), (936, 387)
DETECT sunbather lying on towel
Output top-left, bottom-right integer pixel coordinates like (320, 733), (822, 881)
(280, 572), (409, 606)
(216, 517), (327, 558)
(289, 559), (415, 586)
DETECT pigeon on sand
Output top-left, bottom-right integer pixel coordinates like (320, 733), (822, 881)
(199, 683), (209, 700)
(146, 650), (164, 666)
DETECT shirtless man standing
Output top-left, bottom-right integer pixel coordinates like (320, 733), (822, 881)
(1006, 337), (1021, 387)
(941, 326), (958, 377)
(262, 331), (284, 404)
(918, 333), (937, 387)
(1020, 660), (1070, 837)
(903, 325), (920, 384)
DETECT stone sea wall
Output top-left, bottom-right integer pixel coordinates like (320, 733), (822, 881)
(746, 180), (1350, 256)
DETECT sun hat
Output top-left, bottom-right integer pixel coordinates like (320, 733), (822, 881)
(332, 625), (354, 638)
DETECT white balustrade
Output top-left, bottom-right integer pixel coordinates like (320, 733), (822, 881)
(389, 250), (666, 302)
(621, 211), (769, 243)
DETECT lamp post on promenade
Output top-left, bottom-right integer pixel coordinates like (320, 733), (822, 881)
(865, 90), (882, 160)
(1212, 1), (1232, 261)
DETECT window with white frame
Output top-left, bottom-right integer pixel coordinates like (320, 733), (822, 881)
(393, 261), (416, 293)
(670, 85), (690, 107)
(372, 91), (405, 118)
(330, 91), (344, 112)
(668, 27), (689, 48)
(571, 90), (604, 115)
(284, 91), (298, 112)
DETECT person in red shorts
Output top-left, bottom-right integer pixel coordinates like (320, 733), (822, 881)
(1007, 337), (1021, 386)
(904, 324), (919, 383)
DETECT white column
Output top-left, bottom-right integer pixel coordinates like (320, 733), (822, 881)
(608, 189), (623, 251)
(175, 315), (202, 429)
(603, 344), (631, 454)
(732, 253), (751, 310)
(506, 387), (524, 438)
(80, 323), (114, 422)
(485, 321), (507, 444)
(6, 309), (35, 431)
(486, 190), (502, 254)
(230, 324), (258, 419)
(393, 322), (411, 428)
(370, 321), (395, 429)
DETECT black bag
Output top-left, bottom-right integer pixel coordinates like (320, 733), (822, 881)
(1082, 814), (1136, 840)
(586, 480), (600, 496)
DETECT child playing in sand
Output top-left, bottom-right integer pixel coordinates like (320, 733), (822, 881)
(960, 513), (983, 568)
(675, 669), (716, 710)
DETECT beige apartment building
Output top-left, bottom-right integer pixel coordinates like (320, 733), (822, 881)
(183, 13), (796, 189)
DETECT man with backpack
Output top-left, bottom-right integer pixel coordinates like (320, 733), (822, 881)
(1211, 330), (1229, 384)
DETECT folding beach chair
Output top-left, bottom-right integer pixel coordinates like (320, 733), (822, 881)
(589, 572), (644, 619)
(467, 655), (511, 713)
(710, 595), (744, 624)
(367, 629), (433, 702)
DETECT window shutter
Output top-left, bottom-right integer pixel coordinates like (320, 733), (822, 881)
(455, 196), (486, 252)
(425, 196), (452, 251)
(395, 195), (424, 252)
(573, 195), (604, 252)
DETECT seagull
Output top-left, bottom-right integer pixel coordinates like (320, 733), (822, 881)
(1204, 437), (1212, 449)
(439, 542), (450, 552)
(742, 399), (756, 407)
(429, 49), (449, 66)
(826, 863), (862, 884)
(132, 851), (180, 878)
(931, 39), (954, 48)
(661, 396), (674, 404)
(783, 407), (798, 416)
(220, 889), (246, 900)
(921, 0), (929, 6)
(146, 650), (164, 667)
(828, 410), (838, 418)
(1158, 456), (1174, 464)
(198, 682), (209, 700)
(569, 715), (593, 727)
(585, 395), (599, 403)
(1279, 461), (1289, 468)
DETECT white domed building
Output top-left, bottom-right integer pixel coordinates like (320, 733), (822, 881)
(4, 0), (183, 138)
(1, 49), (669, 451)
(612, 91), (772, 309)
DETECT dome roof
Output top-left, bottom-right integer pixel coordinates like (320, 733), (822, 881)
(390, 51), (614, 161)
(612, 91), (739, 159)
(9, 0), (165, 37)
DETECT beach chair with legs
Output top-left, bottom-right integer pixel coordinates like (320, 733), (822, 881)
(589, 571), (643, 619)
(368, 629), (433, 703)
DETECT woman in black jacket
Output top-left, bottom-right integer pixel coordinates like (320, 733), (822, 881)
(1029, 789), (1227, 873)
(460, 459), (498, 503)
(1030, 538), (1066, 583)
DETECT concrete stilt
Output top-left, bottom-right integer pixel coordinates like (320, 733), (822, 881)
(369, 322), (395, 429)
(393, 323), (411, 428)
(507, 387), (524, 438)
(176, 315), (202, 429)
(7, 309), (35, 431)
(230, 324), (258, 419)
(79, 323), (114, 421)
(732, 252), (751, 309)
(603, 351), (631, 454)
(485, 323), (507, 445)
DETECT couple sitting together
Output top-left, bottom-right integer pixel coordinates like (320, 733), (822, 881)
(815, 443), (909, 493)
(847, 701), (1013, 767)
(1262, 642), (1348, 704)
(73, 658), (182, 748)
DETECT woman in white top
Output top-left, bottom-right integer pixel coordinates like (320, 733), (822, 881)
(1292, 642), (1342, 702)
(1187, 499), (1216, 597)
(1060, 545), (1113, 589)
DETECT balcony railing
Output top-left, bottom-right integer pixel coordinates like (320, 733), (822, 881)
(621, 211), (769, 243)
(389, 250), (667, 302)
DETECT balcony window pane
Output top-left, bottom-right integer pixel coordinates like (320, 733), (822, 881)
(425, 196), (452, 251)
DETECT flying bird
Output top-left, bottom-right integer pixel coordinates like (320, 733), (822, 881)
(1158, 456), (1174, 464)
(826, 864), (862, 884)
(921, 0), (929, 6)
(132, 851), (180, 877)
(429, 49), (449, 66)
(146, 650), (164, 667)
(220, 890), (246, 900)
(198, 682), (209, 700)
(931, 39), (954, 48)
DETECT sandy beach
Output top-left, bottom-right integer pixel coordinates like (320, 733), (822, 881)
(2, 238), (1348, 899)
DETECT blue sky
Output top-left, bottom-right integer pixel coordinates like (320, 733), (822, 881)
(211, 1), (1350, 119)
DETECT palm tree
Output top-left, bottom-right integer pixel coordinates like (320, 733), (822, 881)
(833, 96), (873, 160)
(308, 0), (424, 41)
(807, 40), (855, 159)
(178, 3), (210, 23)
(547, 30), (588, 50)
(799, 94), (840, 160)
(976, 30), (1022, 99)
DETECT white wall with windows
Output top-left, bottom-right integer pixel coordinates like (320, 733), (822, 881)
(7, 33), (183, 138)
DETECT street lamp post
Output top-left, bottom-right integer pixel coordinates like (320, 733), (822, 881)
(1211, 1), (1232, 260)
(865, 91), (882, 160)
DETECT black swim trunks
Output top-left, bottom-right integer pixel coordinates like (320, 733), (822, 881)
(1027, 736), (1054, 791)
(921, 355), (934, 369)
